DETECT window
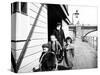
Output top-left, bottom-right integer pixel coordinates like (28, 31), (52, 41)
(11, 2), (20, 14)
(21, 2), (27, 15)
(11, 2), (27, 15)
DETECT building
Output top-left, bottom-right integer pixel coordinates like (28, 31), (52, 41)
(11, 2), (70, 73)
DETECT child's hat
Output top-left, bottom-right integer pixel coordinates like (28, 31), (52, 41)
(42, 44), (49, 48)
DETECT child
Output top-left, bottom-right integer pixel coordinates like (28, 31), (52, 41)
(40, 52), (57, 71)
(33, 43), (58, 71)
(33, 44), (49, 72)
(48, 35), (63, 63)
(63, 37), (74, 69)
(39, 44), (49, 62)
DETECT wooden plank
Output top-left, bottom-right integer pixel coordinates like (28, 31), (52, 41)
(16, 4), (44, 72)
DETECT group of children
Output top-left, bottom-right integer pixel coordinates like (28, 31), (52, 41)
(33, 35), (74, 72)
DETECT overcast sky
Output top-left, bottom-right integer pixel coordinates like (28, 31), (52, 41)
(68, 5), (98, 26)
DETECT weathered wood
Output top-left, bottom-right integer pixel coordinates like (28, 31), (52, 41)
(11, 51), (17, 73)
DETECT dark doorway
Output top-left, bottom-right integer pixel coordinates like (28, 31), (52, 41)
(47, 4), (67, 41)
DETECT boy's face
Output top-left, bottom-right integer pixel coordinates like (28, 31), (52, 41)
(50, 35), (56, 42)
(67, 39), (71, 44)
(56, 25), (61, 30)
(43, 47), (48, 52)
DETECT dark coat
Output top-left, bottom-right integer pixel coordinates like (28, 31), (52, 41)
(48, 41), (63, 63)
(53, 29), (65, 47)
(48, 41), (62, 55)
(40, 52), (56, 71)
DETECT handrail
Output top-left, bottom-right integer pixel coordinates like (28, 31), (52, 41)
(83, 29), (97, 39)
(16, 4), (44, 72)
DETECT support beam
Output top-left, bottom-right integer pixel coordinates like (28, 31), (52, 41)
(83, 29), (97, 38)
(11, 51), (17, 73)
(60, 5), (71, 24)
(63, 5), (69, 16)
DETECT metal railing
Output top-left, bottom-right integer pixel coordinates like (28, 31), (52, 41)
(84, 36), (98, 50)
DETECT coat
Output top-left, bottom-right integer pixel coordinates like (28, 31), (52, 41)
(53, 29), (65, 47)
(48, 41), (62, 55)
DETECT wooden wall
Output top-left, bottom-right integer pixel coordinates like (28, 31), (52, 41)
(11, 2), (48, 72)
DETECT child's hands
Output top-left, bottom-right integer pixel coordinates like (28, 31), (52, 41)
(66, 45), (73, 49)
(64, 42), (66, 46)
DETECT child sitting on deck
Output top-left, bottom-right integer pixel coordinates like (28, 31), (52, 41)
(33, 43), (57, 71)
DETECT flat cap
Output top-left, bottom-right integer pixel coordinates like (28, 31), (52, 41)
(42, 44), (49, 48)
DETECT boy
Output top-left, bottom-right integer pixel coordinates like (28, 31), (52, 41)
(39, 43), (57, 71)
(48, 35), (62, 63)
(39, 44), (49, 62)
(33, 44), (49, 72)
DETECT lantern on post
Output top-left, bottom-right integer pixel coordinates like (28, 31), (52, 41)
(72, 10), (79, 25)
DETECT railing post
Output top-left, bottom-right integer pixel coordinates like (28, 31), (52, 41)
(96, 37), (98, 50)
(93, 37), (94, 48)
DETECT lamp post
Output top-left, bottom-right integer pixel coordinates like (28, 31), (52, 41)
(72, 10), (79, 25)
(72, 10), (80, 39)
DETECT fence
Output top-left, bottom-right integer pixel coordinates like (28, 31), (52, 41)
(85, 36), (98, 50)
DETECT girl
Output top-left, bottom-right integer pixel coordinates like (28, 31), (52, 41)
(63, 37), (74, 69)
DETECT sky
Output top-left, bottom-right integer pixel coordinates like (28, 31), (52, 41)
(68, 5), (98, 26)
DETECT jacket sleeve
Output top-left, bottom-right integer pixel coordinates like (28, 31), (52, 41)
(62, 30), (65, 41)
(53, 30), (57, 36)
(57, 41), (62, 50)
